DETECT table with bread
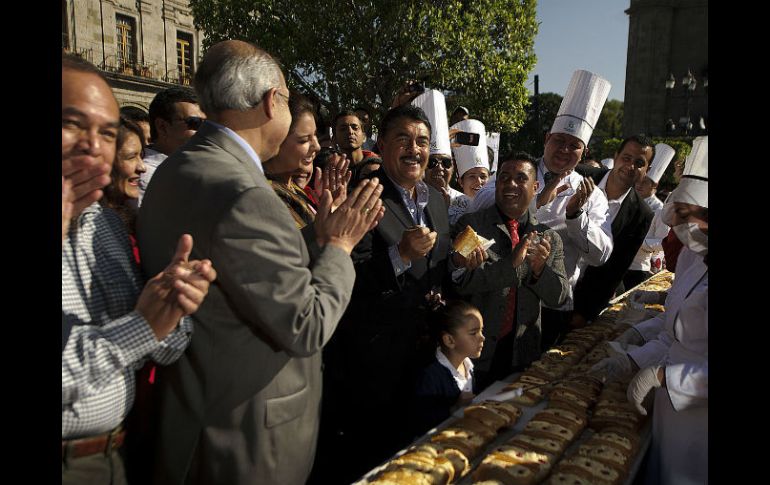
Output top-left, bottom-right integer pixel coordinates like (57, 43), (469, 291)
(356, 271), (674, 485)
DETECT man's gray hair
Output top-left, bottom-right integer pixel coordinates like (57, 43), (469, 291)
(194, 42), (284, 115)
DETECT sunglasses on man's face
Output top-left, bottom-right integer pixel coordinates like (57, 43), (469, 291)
(428, 157), (453, 170)
(177, 116), (204, 130)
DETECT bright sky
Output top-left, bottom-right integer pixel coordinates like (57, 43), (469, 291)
(526, 0), (630, 101)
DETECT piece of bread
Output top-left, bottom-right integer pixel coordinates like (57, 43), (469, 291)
(546, 471), (595, 485)
(476, 401), (523, 423)
(593, 429), (640, 453)
(449, 416), (499, 440)
(430, 428), (487, 459)
(384, 452), (455, 485)
(576, 443), (630, 473)
(557, 455), (623, 485)
(533, 408), (587, 431)
(453, 225), (481, 258)
(548, 389), (592, 411)
(472, 456), (540, 485)
(369, 467), (437, 485)
(465, 404), (513, 430)
(507, 433), (568, 456)
(501, 381), (545, 406)
(524, 420), (576, 444)
(411, 443), (471, 478)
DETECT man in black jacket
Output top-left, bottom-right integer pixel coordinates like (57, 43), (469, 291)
(572, 135), (655, 325)
(313, 104), (453, 483)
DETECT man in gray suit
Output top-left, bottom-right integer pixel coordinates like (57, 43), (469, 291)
(452, 153), (570, 388)
(137, 40), (385, 485)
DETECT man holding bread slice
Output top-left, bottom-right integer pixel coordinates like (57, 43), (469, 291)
(468, 70), (614, 352)
(451, 152), (570, 389)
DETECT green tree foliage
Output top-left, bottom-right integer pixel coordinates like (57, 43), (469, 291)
(590, 99), (623, 154)
(500, 92), (562, 156)
(189, 0), (538, 131)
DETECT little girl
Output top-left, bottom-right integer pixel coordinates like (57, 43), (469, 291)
(412, 300), (486, 435)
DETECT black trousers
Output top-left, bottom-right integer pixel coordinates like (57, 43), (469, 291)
(539, 307), (573, 352)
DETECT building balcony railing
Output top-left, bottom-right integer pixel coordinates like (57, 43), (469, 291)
(61, 49), (194, 88)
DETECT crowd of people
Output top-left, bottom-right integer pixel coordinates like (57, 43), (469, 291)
(62, 38), (707, 485)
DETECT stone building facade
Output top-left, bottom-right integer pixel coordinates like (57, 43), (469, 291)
(623, 0), (708, 137)
(62, 0), (204, 110)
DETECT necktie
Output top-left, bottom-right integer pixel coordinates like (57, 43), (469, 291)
(543, 171), (558, 185)
(499, 219), (520, 338)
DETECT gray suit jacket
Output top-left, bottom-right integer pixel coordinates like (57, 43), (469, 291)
(452, 206), (569, 369)
(137, 122), (355, 485)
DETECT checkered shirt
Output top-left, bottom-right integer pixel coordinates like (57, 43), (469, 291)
(62, 203), (193, 439)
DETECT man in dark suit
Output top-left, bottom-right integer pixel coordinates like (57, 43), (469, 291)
(315, 104), (453, 481)
(452, 153), (570, 388)
(572, 135), (656, 325)
(137, 40), (385, 485)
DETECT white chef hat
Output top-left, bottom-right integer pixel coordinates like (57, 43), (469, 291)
(600, 157), (614, 169)
(486, 132), (500, 174)
(646, 143), (675, 184)
(411, 89), (451, 157)
(671, 136), (708, 208)
(551, 70), (611, 146)
(450, 119), (488, 178)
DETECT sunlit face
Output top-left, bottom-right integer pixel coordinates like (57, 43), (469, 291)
(62, 69), (120, 178)
(543, 132), (585, 174)
(460, 167), (490, 198)
(446, 310), (485, 360)
(495, 159), (540, 219)
(612, 141), (652, 189)
(334, 115), (364, 151)
(378, 117), (431, 189)
(424, 155), (454, 190)
(266, 112), (320, 182)
(671, 202), (708, 235)
(634, 176), (657, 199)
(113, 131), (146, 199)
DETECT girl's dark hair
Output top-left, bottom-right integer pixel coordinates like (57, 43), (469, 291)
(427, 300), (478, 347)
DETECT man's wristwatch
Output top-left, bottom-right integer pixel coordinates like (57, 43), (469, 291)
(566, 208), (584, 220)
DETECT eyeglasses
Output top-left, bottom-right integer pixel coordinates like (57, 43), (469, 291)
(428, 157), (453, 170)
(176, 116), (204, 130)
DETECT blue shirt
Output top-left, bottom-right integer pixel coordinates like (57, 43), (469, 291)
(386, 176), (431, 276)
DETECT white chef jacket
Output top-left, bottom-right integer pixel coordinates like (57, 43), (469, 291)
(629, 195), (668, 271)
(529, 158), (614, 310)
(629, 248), (706, 351)
(640, 269), (708, 485)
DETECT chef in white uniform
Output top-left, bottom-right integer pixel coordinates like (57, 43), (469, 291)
(473, 70), (614, 349)
(623, 143), (676, 289)
(413, 89), (463, 207)
(593, 136), (708, 485)
(448, 118), (490, 224)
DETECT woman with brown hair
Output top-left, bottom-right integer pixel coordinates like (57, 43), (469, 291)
(100, 117), (147, 262)
(262, 90), (350, 228)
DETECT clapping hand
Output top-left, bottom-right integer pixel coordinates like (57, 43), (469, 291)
(312, 152), (352, 210)
(136, 234), (217, 340)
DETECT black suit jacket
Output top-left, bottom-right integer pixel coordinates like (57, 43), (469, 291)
(573, 165), (654, 320)
(332, 168), (451, 403)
